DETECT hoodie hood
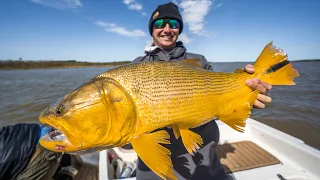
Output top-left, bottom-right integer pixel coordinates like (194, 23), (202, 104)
(144, 41), (186, 61)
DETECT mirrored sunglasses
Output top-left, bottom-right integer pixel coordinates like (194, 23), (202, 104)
(153, 19), (180, 29)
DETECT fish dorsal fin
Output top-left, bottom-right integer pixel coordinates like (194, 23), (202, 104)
(131, 130), (177, 180)
(180, 59), (202, 68)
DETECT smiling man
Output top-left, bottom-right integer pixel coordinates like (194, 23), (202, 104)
(132, 2), (272, 180)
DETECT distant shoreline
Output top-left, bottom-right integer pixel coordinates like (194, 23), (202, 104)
(0, 60), (131, 70)
(290, 59), (320, 62)
(0, 59), (318, 70)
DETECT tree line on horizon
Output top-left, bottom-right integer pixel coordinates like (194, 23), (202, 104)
(0, 60), (131, 70)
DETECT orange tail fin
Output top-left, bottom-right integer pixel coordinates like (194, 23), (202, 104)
(254, 42), (299, 85)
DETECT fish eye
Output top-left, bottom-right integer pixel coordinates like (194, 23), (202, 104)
(56, 105), (64, 115)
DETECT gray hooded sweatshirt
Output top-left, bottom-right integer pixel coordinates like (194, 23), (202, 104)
(133, 42), (228, 180)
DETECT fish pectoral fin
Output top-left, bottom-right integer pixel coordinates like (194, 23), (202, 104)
(131, 130), (176, 180)
(172, 125), (181, 139)
(179, 128), (203, 155)
(219, 90), (259, 132)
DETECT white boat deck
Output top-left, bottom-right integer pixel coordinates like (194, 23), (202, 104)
(217, 119), (320, 180)
(98, 118), (320, 180)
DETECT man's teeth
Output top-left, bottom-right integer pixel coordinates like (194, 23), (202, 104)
(162, 36), (172, 39)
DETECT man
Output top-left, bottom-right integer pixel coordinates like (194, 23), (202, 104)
(133, 2), (272, 180)
(0, 123), (77, 180)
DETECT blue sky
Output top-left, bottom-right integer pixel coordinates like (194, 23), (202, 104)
(1, 0), (319, 62)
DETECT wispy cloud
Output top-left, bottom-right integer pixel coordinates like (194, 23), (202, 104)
(122, 0), (147, 16)
(174, 0), (220, 35)
(178, 33), (193, 44)
(95, 21), (146, 37)
(141, 12), (147, 16)
(30, 0), (82, 9)
(216, 3), (223, 8)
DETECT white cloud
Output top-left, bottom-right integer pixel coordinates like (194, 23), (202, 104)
(174, 0), (221, 35)
(122, 0), (146, 16)
(95, 21), (146, 38)
(123, 0), (134, 5)
(178, 33), (193, 44)
(30, 0), (82, 9)
(128, 3), (142, 11)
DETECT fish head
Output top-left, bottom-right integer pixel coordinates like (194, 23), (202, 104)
(39, 77), (136, 154)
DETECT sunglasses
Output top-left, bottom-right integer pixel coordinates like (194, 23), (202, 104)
(153, 19), (180, 29)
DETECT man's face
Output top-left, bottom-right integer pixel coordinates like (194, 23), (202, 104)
(152, 22), (180, 50)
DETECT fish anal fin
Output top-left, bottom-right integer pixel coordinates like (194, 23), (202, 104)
(179, 128), (203, 155)
(131, 130), (176, 180)
(172, 125), (181, 139)
(219, 90), (259, 132)
(180, 59), (202, 68)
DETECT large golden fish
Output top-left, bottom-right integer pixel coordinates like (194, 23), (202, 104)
(39, 42), (299, 180)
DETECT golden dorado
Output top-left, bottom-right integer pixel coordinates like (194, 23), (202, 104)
(39, 42), (299, 180)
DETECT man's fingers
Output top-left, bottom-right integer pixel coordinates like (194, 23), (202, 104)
(244, 64), (254, 74)
(253, 100), (265, 109)
(253, 94), (271, 109)
(245, 79), (265, 93)
(257, 94), (272, 103)
(259, 80), (272, 90)
(243, 65), (273, 109)
(245, 79), (271, 94)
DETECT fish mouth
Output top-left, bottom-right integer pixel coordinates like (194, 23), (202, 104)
(41, 124), (66, 142)
(39, 123), (106, 154)
(39, 122), (83, 152)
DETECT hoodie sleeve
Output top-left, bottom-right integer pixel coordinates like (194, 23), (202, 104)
(201, 56), (213, 71)
(0, 123), (40, 179)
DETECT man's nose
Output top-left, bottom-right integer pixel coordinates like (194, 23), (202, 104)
(163, 23), (171, 32)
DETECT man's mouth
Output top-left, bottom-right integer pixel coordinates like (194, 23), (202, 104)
(41, 124), (66, 142)
(161, 35), (173, 40)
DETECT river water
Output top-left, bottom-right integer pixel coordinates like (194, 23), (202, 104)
(0, 61), (319, 150)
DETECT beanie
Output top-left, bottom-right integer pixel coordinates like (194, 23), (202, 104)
(148, 2), (183, 36)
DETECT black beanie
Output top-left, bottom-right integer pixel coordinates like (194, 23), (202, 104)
(148, 2), (183, 36)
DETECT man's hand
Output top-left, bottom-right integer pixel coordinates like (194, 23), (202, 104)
(244, 64), (272, 108)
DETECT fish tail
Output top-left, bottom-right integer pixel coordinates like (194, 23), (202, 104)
(253, 42), (299, 85)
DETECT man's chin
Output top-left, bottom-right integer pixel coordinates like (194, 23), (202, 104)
(159, 41), (175, 48)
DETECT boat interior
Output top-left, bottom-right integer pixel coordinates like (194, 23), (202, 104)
(73, 118), (320, 180)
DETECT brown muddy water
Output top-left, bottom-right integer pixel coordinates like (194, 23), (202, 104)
(0, 61), (319, 150)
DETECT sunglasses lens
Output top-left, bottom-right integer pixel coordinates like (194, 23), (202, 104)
(153, 19), (180, 29)
(169, 20), (180, 29)
(153, 19), (165, 29)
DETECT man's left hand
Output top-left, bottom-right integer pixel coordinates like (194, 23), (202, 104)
(244, 64), (272, 108)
